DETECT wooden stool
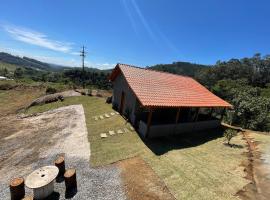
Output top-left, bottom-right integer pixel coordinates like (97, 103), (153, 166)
(64, 168), (77, 191)
(10, 177), (25, 200)
(54, 155), (65, 178)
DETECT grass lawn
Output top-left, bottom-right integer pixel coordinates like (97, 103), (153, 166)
(0, 61), (18, 72)
(26, 96), (249, 200)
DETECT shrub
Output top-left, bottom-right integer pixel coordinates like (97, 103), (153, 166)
(46, 86), (57, 94)
(224, 129), (237, 146)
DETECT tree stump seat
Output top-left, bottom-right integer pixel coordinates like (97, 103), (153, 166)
(64, 168), (77, 191)
(54, 155), (65, 178)
(10, 177), (25, 200)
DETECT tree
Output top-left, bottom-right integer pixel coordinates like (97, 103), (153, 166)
(0, 68), (8, 76)
(224, 129), (237, 146)
(14, 67), (23, 79)
(230, 88), (270, 130)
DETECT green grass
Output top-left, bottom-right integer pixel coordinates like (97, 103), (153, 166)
(26, 96), (249, 200)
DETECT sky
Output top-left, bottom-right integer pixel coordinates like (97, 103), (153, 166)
(0, 0), (270, 69)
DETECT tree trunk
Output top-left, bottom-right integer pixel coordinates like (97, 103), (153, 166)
(64, 168), (77, 192)
(54, 155), (65, 178)
(10, 177), (25, 200)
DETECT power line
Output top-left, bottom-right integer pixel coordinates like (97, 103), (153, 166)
(80, 46), (87, 88)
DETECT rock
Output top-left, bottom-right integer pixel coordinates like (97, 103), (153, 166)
(99, 115), (104, 120)
(91, 90), (98, 96)
(105, 114), (110, 118)
(117, 130), (124, 134)
(109, 131), (115, 136)
(28, 94), (64, 108)
(100, 133), (108, 138)
(129, 126), (135, 131)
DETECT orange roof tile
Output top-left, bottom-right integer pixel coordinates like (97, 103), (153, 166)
(110, 63), (232, 108)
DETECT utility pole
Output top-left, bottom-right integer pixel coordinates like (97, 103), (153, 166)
(80, 46), (86, 88)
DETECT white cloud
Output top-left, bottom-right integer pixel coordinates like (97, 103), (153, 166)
(2, 24), (74, 53)
(85, 61), (115, 70)
(130, 0), (156, 41)
(121, 0), (156, 41)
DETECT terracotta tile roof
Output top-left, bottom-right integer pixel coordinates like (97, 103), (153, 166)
(110, 63), (232, 108)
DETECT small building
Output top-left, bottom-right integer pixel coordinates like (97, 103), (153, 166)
(109, 64), (232, 138)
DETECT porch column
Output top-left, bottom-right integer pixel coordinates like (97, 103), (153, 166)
(146, 108), (153, 138)
(194, 108), (200, 122)
(175, 108), (181, 124)
(209, 108), (214, 119)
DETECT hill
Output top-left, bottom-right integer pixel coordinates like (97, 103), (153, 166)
(0, 52), (63, 72)
(148, 61), (209, 77)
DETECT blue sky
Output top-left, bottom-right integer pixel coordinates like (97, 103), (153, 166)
(0, 0), (270, 69)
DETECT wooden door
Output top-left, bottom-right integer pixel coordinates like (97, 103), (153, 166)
(120, 91), (125, 114)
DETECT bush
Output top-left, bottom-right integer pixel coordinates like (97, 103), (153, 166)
(224, 129), (237, 146)
(46, 86), (57, 94)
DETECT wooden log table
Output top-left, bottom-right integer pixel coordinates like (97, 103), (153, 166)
(25, 166), (59, 199)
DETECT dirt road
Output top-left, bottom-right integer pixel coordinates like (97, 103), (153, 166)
(237, 131), (270, 200)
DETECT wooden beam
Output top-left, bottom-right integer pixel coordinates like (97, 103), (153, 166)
(145, 108), (153, 138)
(175, 108), (181, 124)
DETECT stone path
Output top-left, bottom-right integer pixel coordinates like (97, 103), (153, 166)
(100, 126), (135, 139)
(93, 111), (119, 121)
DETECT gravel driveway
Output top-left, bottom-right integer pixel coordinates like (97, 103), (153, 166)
(0, 105), (126, 200)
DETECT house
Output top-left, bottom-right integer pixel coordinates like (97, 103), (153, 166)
(109, 63), (232, 138)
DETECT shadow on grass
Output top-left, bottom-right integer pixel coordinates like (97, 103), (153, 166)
(223, 143), (244, 149)
(143, 128), (225, 156)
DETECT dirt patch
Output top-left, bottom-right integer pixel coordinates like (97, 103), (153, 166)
(0, 87), (44, 117)
(117, 157), (176, 200)
(237, 131), (270, 200)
